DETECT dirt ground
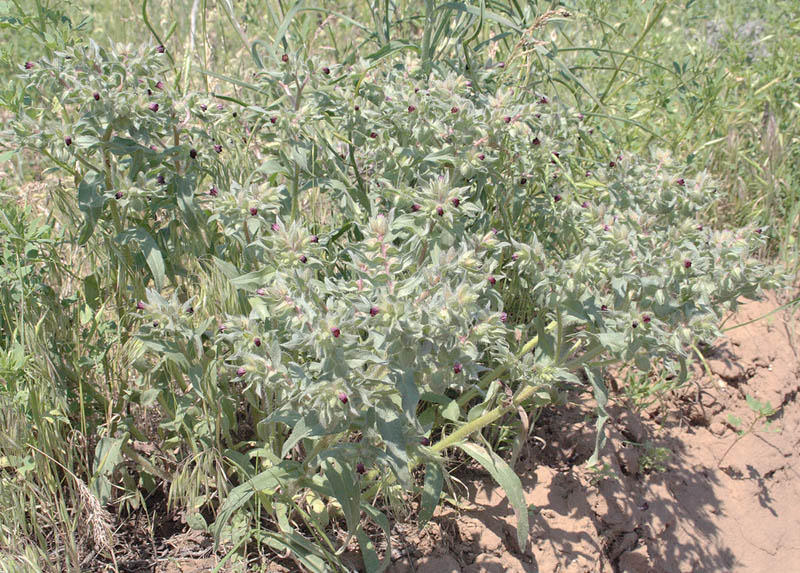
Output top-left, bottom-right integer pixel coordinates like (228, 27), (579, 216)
(110, 293), (800, 573)
(386, 293), (800, 573)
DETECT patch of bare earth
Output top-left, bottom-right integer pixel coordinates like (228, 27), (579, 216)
(389, 293), (800, 572)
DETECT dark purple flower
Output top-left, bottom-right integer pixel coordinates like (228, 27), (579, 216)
(149, 103), (159, 112)
(338, 391), (348, 404)
(152, 321), (159, 327)
(155, 81), (164, 90)
(136, 300), (145, 311)
(299, 255), (308, 264)
(632, 321), (638, 329)
(218, 324), (227, 333)
(187, 307), (194, 315)
(411, 203), (421, 212)
(414, 88), (420, 93)
(209, 186), (218, 197)
(200, 104), (208, 111)
(532, 137), (540, 146)
(676, 178), (685, 187)
(498, 62), (505, 69)
(322, 66), (330, 75)
(156, 45), (166, 53)
(24, 61), (34, 70)
(310, 234), (319, 243)
(331, 326), (341, 338)
(249, 207), (258, 216)
(236, 367), (246, 377)
(520, 177), (527, 185)
(487, 275), (496, 286)
(93, 92), (100, 101)
(408, 105), (416, 113)
(539, 96), (548, 104)
(436, 206), (444, 216)
(585, 171), (593, 177)
(271, 223), (280, 232)
(189, 148), (197, 159)
(156, 174), (166, 185)
(581, 201), (589, 208)
(420, 437), (431, 447)
(500, 312), (508, 322)
(369, 306), (380, 317)
(281, 53), (289, 63)
(755, 228), (762, 234)
(451, 106), (459, 114)
(552, 151), (560, 158)
(697, 224), (704, 231)
(601, 304), (608, 311)
(511, 252), (519, 261)
(478, 153), (485, 160)
(451, 197), (460, 208)
(453, 362), (463, 374)
(64, 136), (72, 146)
(684, 259), (692, 269)
(254, 337), (262, 347)
(642, 315), (651, 324)
(369, 131), (378, 139)
(504, 116), (512, 124)
(214, 144), (222, 154)
(356, 462), (366, 474)
(266, 116), (276, 125)
(609, 161), (616, 168)
(115, 191), (123, 200)
(354, 105), (360, 111)
(553, 194), (562, 202)
(256, 288), (266, 296)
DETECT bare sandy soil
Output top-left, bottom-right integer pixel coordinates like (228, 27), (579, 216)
(386, 294), (800, 573)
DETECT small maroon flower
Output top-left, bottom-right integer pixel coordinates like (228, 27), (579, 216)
(420, 437), (431, 447)
(487, 275), (496, 286)
(115, 191), (123, 200)
(136, 300), (146, 311)
(155, 81), (164, 90)
(24, 61), (34, 70)
(453, 362), (463, 374)
(322, 66), (330, 75)
(684, 259), (692, 269)
(270, 116), (277, 124)
(218, 324), (227, 333)
(553, 194), (562, 202)
(369, 131), (378, 139)
(632, 321), (638, 329)
(200, 104), (208, 111)
(256, 288), (266, 296)
(478, 153), (485, 160)
(354, 105), (360, 111)
(676, 178), (685, 186)
(642, 315), (651, 324)
(414, 87), (420, 93)
(356, 462), (366, 474)
(408, 105), (416, 113)
(150, 145), (158, 151)
(520, 177), (527, 185)
(697, 224), (704, 231)
(581, 201), (589, 208)
(254, 337), (262, 347)
(369, 306), (380, 317)
(585, 170), (593, 177)
(149, 103), (159, 112)
(511, 252), (519, 261)
(189, 148), (197, 159)
(236, 367), (246, 377)
(187, 307), (194, 315)
(310, 234), (319, 243)
(156, 174), (166, 185)
(249, 207), (258, 216)
(601, 304), (608, 311)
(214, 144), (222, 154)
(152, 321), (159, 327)
(338, 391), (348, 404)
(539, 96), (548, 104)
(64, 136), (72, 146)
(436, 206), (444, 216)
(93, 92), (100, 101)
(504, 116), (512, 124)
(498, 62), (505, 69)
(451, 197), (460, 208)
(299, 255), (307, 264)
(500, 312), (508, 322)
(755, 228), (762, 234)
(209, 186), (218, 197)
(331, 326), (341, 338)
(532, 137), (540, 146)
(271, 223), (280, 232)
(281, 53), (289, 63)
(411, 203), (421, 212)
(156, 45), (166, 53)
(609, 161), (616, 168)
(451, 106), (459, 114)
